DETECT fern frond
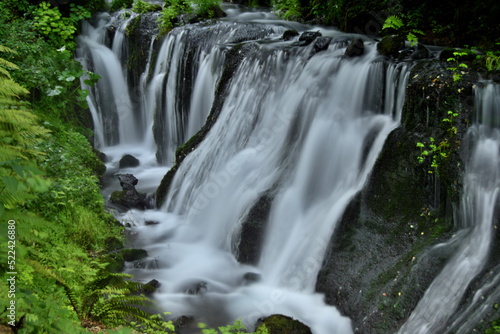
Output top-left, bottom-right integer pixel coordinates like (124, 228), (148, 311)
(0, 45), (18, 55)
(0, 57), (19, 71)
(382, 15), (404, 30)
(0, 77), (29, 103)
(26, 260), (81, 317)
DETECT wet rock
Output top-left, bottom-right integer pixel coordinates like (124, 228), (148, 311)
(243, 272), (261, 283)
(256, 314), (312, 333)
(282, 29), (299, 41)
(110, 174), (148, 210)
(237, 194), (273, 265)
(377, 35), (405, 58)
(313, 36), (332, 54)
(145, 220), (160, 225)
(120, 248), (148, 261)
(184, 281), (208, 295)
(104, 236), (124, 252)
(174, 316), (198, 333)
(297, 31), (321, 46)
(345, 38), (364, 57)
(411, 43), (430, 60)
(119, 154), (140, 168)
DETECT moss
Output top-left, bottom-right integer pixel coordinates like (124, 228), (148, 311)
(156, 165), (177, 207)
(376, 35), (404, 58)
(120, 248), (148, 261)
(256, 315), (312, 334)
(110, 190), (125, 203)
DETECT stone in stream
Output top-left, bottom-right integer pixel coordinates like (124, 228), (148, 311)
(110, 174), (154, 210)
(119, 154), (140, 168)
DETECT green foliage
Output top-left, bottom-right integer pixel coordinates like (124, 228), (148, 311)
(485, 50), (500, 71)
(382, 15), (423, 47)
(33, 2), (91, 50)
(273, 0), (302, 20)
(192, 0), (222, 18)
(111, 0), (134, 12)
(132, 0), (162, 13)
(0, 45), (29, 106)
(417, 111), (459, 175)
(447, 51), (470, 82)
(199, 319), (269, 334)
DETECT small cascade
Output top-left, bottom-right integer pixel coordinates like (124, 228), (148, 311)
(399, 82), (500, 334)
(77, 13), (138, 146)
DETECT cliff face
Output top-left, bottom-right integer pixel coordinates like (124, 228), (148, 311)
(316, 61), (500, 333)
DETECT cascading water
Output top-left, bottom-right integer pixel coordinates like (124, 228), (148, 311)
(399, 82), (500, 334)
(80, 7), (413, 333)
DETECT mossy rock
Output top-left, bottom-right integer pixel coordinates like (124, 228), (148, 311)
(102, 252), (125, 273)
(256, 314), (312, 334)
(104, 236), (124, 252)
(119, 154), (140, 168)
(110, 190), (126, 203)
(120, 248), (148, 261)
(377, 35), (404, 58)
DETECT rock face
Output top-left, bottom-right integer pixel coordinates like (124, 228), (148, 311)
(110, 174), (150, 210)
(345, 38), (364, 57)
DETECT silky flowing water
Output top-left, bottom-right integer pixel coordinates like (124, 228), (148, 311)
(77, 5), (500, 333)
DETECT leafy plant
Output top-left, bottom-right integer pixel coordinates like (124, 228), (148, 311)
(192, 0), (222, 18)
(273, 0), (302, 20)
(33, 2), (91, 50)
(111, 0), (134, 12)
(382, 15), (423, 47)
(485, 50), (500, 71)
(447, 51), (469, 82)
(0, 45), (29, 106)
(416, 111), (459, 174)
(132, 0), (162, 13)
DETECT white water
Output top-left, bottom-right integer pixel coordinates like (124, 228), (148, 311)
(399, 82), (500, 334)
(123, 30), (408, 334)
(78, 8), (413, 333)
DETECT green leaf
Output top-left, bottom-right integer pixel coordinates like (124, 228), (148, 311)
(2, 175), (19, 193)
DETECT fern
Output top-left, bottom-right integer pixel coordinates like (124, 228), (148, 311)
(0, 45), (29, 106)
(382, 15), (403, 30)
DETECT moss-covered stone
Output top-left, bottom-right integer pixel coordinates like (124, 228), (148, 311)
(256, 314), (312, 334)
(104, 236), (124, 252)
(120, 248), (148, 261)
(376, 35), (404, 58)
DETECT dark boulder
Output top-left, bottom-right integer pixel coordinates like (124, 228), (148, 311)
(411, 43), (430, 60)
(119, 154), (140, 168)
(256, 314), (312, 333)
(313, 36), (332, 54)
(102, 252), (125, 273)
(282, 29), (299, 41)
(110, 174), (151, 210)
(297, 31), (321, 46)
(377, 35), (405, 58)
(345, 38), (364, 57)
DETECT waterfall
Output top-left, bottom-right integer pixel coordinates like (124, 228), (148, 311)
(118, 15), (411, 330)
(77, 13), (138, 147)
(399, 82), (500, 334)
